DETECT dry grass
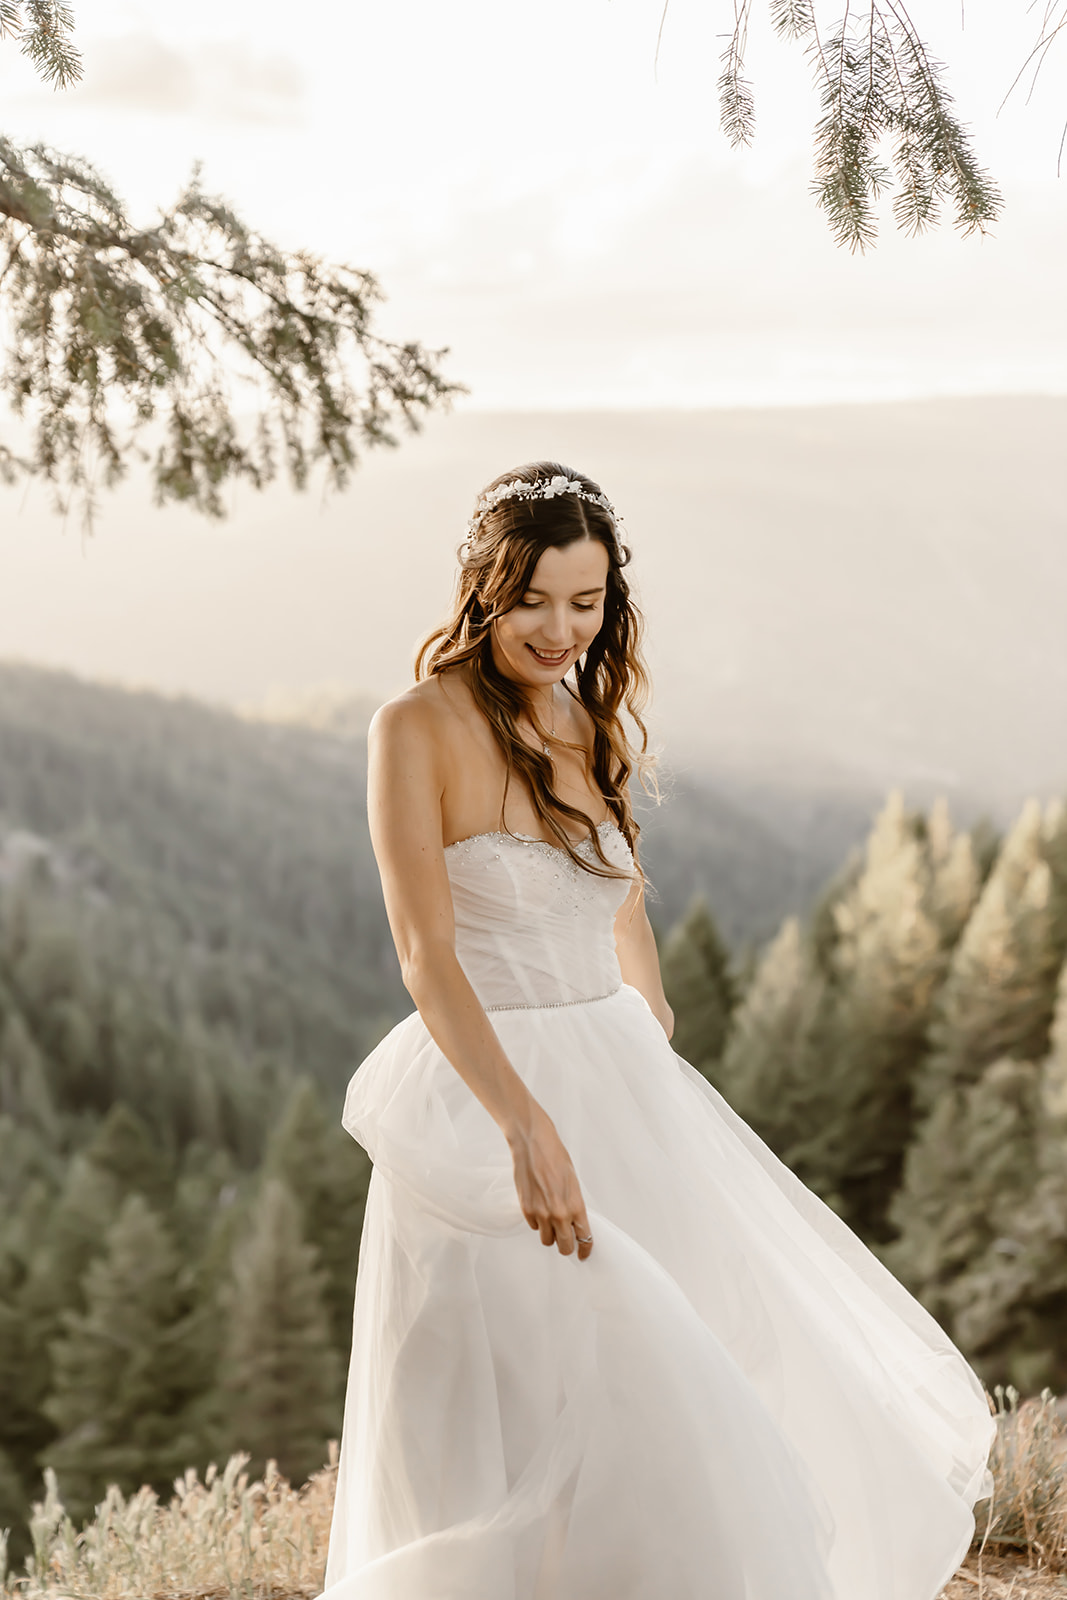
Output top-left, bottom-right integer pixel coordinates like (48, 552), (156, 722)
(938, 1387), (1067, 1600)
(3, 1387), (1067, 1599)
(0, 1448), (337, 1600)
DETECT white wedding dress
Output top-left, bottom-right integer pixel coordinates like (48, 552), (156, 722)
(319, 821), (995, 1600)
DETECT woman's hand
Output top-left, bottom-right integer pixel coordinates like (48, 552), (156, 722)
(507, 1099), (593, 1261)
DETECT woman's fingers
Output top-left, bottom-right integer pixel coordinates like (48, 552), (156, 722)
(523, 1201), (591, 1258)
(555, 1218), (577, 1256)
(530, 1212), (593, 1259)
(512, 1115), (592, 1259)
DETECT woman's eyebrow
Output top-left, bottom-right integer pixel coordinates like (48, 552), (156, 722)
(523, 585), (607, 597)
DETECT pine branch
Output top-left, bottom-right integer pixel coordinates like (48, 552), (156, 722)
(799, 0), (1001, 250)
(0, 0), (82, 88)
(885, 3), (1001, 236)
(769, 0), (816, 41)
(0, 140), (463, 525)
(718, 0), (757, 148)
(997, 1), (1067, 113)
(809, 20), (892, 250)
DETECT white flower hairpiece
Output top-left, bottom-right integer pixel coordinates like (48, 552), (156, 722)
(461, 473), (622, 558)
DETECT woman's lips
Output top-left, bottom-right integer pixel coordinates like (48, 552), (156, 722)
(527, 645), (570, 663)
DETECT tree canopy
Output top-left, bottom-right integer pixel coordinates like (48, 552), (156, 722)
(0, 141), (461, 523)
(0, 6), (460, 523)
(711, 1), (1005, 249)
(0, 2), (81, 91)
(0, 3), (1059, 520)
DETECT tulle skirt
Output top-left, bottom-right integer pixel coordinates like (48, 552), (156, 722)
(319, 984), (995, 1600)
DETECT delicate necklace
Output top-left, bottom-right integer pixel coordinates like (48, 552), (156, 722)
(539, 691), (555, 757)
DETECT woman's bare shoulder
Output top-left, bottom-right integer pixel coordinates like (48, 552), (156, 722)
(369, 673), (471, 752)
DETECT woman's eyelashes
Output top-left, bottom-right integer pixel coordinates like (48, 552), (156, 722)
(517, 598), (597, 611)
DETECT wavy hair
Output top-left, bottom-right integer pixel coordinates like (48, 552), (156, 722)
(415, 460), (653, 878)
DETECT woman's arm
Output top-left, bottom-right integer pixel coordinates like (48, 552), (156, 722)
(367, 693), (595, 1259)
(614, 875), (675, 1040)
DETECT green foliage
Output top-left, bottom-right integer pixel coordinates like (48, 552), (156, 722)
(264, 1081), (371, 1358)
(41, 1195), (215, 1525)
(783, 793), (956, 1237)
(660, 897), (736, 1083)
(2, 655), (1066, 1558)
(886, 1059), (1044, 1321)
(915, 799), (1067, 1115)
(0, 139), (461, 524)
(714, 1), (1002, 250)
(923, 794), (983, 948)
(888, 960), (1067, 1394)
(718, 914), (833, 1193)
(717, 791), (1067, 1276)
(0, 3), (80, 90)
(82, 1104), (173, 1210)
(217, 1179), (341, 1486)
(0, 662), (406, 1096)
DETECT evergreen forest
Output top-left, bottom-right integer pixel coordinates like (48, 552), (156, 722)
(1, 660), (1066, 1569)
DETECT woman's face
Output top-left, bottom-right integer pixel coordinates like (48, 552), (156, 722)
(490, 537), (610, 689)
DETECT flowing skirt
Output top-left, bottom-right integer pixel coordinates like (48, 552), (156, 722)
(319, 984), (995, 1600)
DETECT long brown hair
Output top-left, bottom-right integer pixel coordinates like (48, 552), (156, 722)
(415, 460), (653, 878)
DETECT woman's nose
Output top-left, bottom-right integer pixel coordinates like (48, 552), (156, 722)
(539, 609), (570, 644)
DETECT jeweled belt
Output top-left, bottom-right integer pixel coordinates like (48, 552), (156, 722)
(483, 984), (622, 1015)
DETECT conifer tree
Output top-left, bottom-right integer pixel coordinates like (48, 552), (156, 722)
(885, 1057), (1044, 1332)
(217, 1178), (340, 1485)
(797, 793), (945, 1237)
(18, 1152), (120, 1337)
(718, 916), (833, 1197)
(0, 137), (459, 526)
(915, 799), (1067, 1115)
(0, 1297), (38, 1539)
(0, 1443), (27, 1562)
(885, 802), (1067, 1381)
(0, 1011), (58, 1142)
(660, 899), (736, 1085)
(936, 959), (1067, 1393)
(42, 1194), (213, 1524)
(1043, 957), (1067, 1121)
(923, 796), (981, 950)
(81, 1102), (173, 1211)
(263, 1080), (370, 1358)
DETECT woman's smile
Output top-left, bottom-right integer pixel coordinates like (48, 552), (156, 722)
(491, 539), (610, 689)
(526, 644), (571, 664)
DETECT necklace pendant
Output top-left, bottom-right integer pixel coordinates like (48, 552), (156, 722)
(543, 742), (551, 757)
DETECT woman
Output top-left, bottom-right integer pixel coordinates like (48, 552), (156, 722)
(320, 462), (995, 1600)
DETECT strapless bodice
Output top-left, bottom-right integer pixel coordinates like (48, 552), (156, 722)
(444, 819), (634, 1011)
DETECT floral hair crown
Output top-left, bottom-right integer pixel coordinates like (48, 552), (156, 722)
(462, 473), (621, 556)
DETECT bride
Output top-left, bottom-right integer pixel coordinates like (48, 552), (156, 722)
(318, 462), (996, 1600)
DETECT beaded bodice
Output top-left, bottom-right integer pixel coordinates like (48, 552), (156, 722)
(444, 820), (634, 1011)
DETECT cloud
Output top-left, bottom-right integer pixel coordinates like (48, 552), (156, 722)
(367, 155), (1067, 407)
(69, 33), (305, 124)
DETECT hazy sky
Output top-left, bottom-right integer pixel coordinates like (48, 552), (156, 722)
(2, 0), (1065, 406)
(3, 398), (1065, 818)
(1, 3), (1064, 815)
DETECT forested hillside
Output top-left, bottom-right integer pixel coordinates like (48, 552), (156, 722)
(0, 663), (399, 1558)
(2, 660), (1066, 1571)
(0, 663), (407, 1088)
(662, 790), (1067, 1402)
